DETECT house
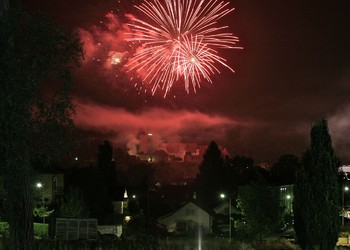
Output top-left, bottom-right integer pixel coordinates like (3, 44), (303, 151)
(158, 201), (213, 235)
(213, 201), (241, 216)
(213, 201), (241, 235)
(35, 172), (64, 205)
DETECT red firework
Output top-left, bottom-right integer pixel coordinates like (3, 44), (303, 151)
(126, 0), (242, 97)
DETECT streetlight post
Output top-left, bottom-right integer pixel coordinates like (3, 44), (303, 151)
(342, 186), (349, 226)
(286, 194), (292, 214)
(220, 193), (231, 243)
(36, 182), (45, 223)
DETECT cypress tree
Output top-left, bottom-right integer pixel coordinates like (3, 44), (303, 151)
(293, 119), (339, 250)
(197, 141), (223, 205)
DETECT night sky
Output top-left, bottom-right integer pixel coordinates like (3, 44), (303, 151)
(24, 0), (350, 164)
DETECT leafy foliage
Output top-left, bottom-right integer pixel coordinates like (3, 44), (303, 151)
(33, 207), (54, 220)
(33, 223), (48, 238)
(0, 3), (82, 248)
(0, 222), (48, 238)
(236, 176), (283, 240)
(59, 188), (89, 218)
(293, 119), (339, 250)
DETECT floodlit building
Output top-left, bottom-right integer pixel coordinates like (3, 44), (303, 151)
(158, 201), (213, 234)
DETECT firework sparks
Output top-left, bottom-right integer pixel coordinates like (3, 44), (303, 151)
(126, 0), (242, 97)
(111, 52), (124, 65)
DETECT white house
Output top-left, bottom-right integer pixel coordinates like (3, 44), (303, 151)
(158, 201), (213, 234)
(213, 201), (241, 216)
(213, 201), (241, 235)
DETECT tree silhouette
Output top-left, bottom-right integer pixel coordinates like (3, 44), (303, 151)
(0, 4), (82, 248)
(293, 119), (339, 250)
(196, 141), (223, 206)
(98, 140), (113, 170)
(270, 154), (300, 185)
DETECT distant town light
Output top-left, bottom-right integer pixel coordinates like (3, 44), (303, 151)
(220, 193), (226, 199)
(124, 189), (128, 199)
(124, 216), (131, 223)
(345, 186), (349, 191)
(36, 182), (43, 188)
(132, 195), (136, 199)
(75, 157), (78, 161)
(286, 195), (291, 199)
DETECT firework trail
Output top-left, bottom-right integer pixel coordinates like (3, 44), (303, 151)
(126, 0), (242, 97)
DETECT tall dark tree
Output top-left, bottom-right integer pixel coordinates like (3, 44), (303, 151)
(227, 155), (255, 186)
(196, 141), (223, 205)
(270, 154), (300, 185)
(98, 140), (113, 170)
(293, 119), (339, 250)
(97, 141), (114, 180)
(0, 4), (82, 249)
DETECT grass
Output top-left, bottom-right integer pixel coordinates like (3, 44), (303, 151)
(0, 236), (301, 250)
(0, 223), (300, 250)
(30, 238), (300, 250)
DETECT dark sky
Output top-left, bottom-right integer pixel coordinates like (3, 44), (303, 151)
(24, 0), (350, 164)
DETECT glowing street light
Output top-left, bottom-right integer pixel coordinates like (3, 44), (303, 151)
(342, 186), (349, 226)
(36, 182), (45, 223)
(220, 193), (232, 243)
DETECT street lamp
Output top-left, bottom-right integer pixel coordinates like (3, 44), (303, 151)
(285, 194), (292, 214)
(220, 193), (232, 243)
(342, 186), (349, 226)
(36, 182), (45, 223)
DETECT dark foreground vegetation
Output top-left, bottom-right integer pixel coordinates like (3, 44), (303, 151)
(0, 236), (299, 250)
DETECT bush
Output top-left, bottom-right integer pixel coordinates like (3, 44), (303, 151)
(0, 222), (9, 236)
(251, 240), (299, 250)
(34, 223), (48, 238)
(0, 222), (48, 238)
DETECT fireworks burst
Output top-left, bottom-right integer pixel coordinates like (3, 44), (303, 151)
(111, 52), (124, 65)
(126, 0), (242, 97)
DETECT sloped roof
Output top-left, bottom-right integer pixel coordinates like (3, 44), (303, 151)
(213, 201), (241, 215)
(157, 200), (215, 221)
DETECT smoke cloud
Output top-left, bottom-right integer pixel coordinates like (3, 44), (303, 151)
(329, 104), (350, 162)
(73, 99), (245, 153)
